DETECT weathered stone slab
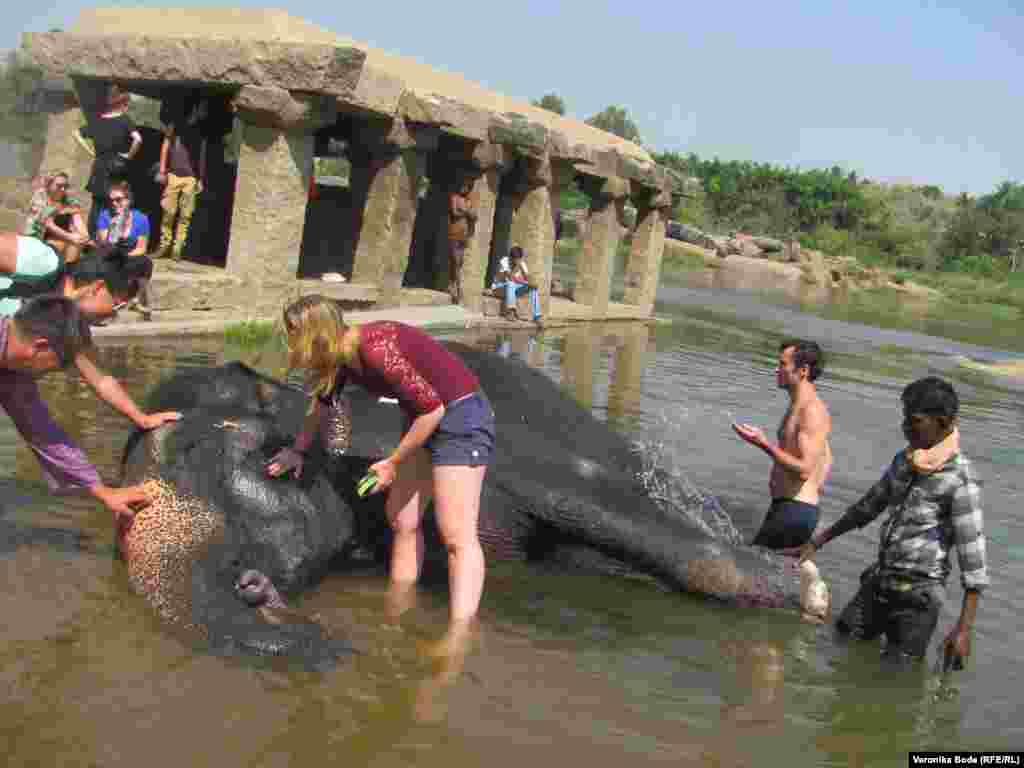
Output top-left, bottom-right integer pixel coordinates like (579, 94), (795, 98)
(488, 113), (548, 154)
(23, 32), (366, 97)
(398, 92), (491, 142)
(344, 64), (406, 118)
(234, 86), (337, 130)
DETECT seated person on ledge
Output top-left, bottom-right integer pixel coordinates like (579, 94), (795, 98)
(733, 339), (832, 549)
(491, 246), (541, 323)
(23, 172), (91, 265)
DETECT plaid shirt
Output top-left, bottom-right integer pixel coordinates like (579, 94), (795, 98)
(838, 450), (989, 593)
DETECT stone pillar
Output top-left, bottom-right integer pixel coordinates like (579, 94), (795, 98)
(38, 89), (91, 182)
(225, 122), (313, 281)
(456, 142), (509, 314)
(623, 185), (672, 314)
(577, 175), (629, 318)
(607, 324), (650, 425)
(226, 88), (335, 283)
(349, 120), (436, 306)
(508, 152), (556, 317)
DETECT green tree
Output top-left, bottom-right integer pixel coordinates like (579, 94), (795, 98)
(585, 105), (641, 143)
(531, 93), (566, 116)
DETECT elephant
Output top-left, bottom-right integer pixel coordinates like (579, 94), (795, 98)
(119, 344), (828, 668)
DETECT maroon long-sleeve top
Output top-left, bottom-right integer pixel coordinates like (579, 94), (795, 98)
(320, 321), (479, 419)
(0, 318), (101, 491)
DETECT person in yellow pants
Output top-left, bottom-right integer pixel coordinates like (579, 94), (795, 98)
(156, 95), (207, 261)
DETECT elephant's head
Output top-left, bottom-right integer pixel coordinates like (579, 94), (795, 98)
(120, 363), (357, 668)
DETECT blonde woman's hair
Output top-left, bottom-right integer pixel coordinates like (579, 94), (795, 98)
(282, 294), (352, 402)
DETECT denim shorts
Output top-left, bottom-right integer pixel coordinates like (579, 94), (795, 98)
(425, 391), (496, 467)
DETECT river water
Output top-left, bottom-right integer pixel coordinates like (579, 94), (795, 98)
(1, 274), (1021, 767)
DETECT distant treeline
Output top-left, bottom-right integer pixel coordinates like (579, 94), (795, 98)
(652, 151), (1024, 278)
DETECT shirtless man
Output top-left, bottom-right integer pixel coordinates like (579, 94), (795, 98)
(733, 339), (832, 549)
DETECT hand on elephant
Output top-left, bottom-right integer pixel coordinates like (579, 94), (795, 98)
(266, 446), (305, 479)
(368, 457), (397, 494)
(136, 411), (182, 430)
(91, 482), (151, 528)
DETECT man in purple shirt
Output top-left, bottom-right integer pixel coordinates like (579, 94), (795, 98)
(0, 296), (153, 524)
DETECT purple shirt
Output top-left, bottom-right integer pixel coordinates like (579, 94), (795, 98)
(0, 318), (101, 492)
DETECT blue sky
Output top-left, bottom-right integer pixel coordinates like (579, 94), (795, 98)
(7, 0), (1022, 194)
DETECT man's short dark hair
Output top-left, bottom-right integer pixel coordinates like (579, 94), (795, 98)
(780, 339), (824, 381)
(902, 377), (959, 420)
(12, 295), (92, 367)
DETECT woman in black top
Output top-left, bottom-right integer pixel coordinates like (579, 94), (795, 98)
(76, 84), (143, 235)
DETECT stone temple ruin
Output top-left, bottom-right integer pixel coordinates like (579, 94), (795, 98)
(19, 7), (686, 319)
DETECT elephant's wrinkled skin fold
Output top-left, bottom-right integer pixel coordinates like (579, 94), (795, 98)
(120, 345), (817, 667)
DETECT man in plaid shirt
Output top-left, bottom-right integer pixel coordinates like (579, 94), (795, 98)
(789, 377), (988, 664)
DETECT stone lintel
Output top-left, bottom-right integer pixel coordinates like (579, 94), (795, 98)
(343, 64), (405, 119)
(629, 179), (674, 210)
(469, 141), (513, 173)
(575, 147), (620, 181)
(488, 112), (548, 155)
(22, 31), (366, 98)
(398, 92), (491, 143)
(520, 152), (553, 189)
(352, 116), (440, 155)
(617, 155), (660, 187)
(580, 174), (630, 203)
(234, 86), (337, 131)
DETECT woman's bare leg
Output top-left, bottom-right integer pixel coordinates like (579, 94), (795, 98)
(432, 464), (487, 622)
(385, 447), (433, 585)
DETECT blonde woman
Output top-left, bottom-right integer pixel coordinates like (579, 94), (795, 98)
(266, 295), (495, 645)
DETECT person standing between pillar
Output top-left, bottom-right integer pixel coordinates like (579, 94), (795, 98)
(447, 177), (477, 304)
(733, 339), (832, 549)
(155, 95), (208, 261)
(266, 295), (495, 656)
(76, 84), (143, 237)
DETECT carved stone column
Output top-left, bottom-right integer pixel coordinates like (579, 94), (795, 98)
(349, 119), (437, 306)
(623, 184), (672, 314)
(38, 87), (91, 184)
(226, 88), (335, 282)
(508, 152), (556, 316)
(454, 141), (510, 313)
(576, 175), (629, 318)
